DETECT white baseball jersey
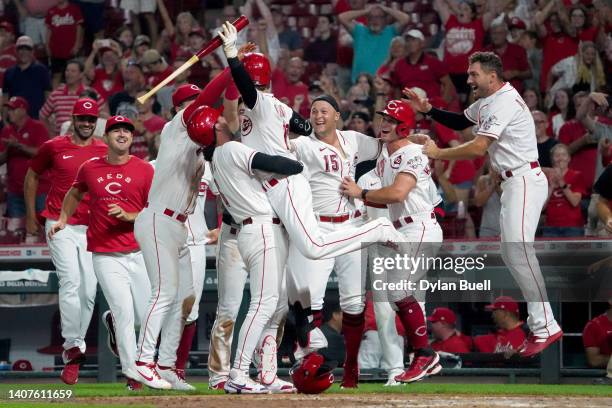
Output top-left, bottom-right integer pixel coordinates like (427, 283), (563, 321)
(464, 82), (538, 173)
(376, 143), (440, 221)
(240, 91), (295, 158)
(291, 130), (381, 214)
(210, 141), (275, 224)
(357, 169), (389, 220)
(147, 109), (205, 214)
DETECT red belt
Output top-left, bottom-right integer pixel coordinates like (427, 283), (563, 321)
(242, 217), (281, 226)
(263, 178), (280, 192)
(504, 161), (539, 178)
(230, 227), (238, 235)
(318, 210), (362, 223)
(393, 212), (435, 229)
(145, 203), (187, 223)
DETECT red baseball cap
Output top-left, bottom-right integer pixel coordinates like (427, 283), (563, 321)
(172, 84), (201, 108)
(12, 359), (33, 371)
(485, 296), (519, 315)
(509, 17), (526, 30)
(427, 307), (457, 325)
(5, 96), (29, 111)
(105, 115), (135, 133)
(72, 98), (99, 117)
(0, 21), (15, 35)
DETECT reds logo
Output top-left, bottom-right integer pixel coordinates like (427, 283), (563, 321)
(105, 182), (122, 194)
(385, 100), (402, 115)
(390, 155), (403, 169)
(241, 116), (253, 136)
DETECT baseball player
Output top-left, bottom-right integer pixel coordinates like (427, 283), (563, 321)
(133, 67), (235, 391)
(218, 24), (405, 369)
(405, 51), (563, 357)
(24, 98), (107, 385)
(286, 95), (385, 388)
(341, 99), (443, 383)
(187, 105), (304, 393)
(47, 116), (163, 390)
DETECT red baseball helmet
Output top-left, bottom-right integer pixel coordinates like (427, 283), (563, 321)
(290, 352), (334, 394)
(376, 99), (416, 138)
(242, 52), (271, 87)
(187, 105), (221, 147)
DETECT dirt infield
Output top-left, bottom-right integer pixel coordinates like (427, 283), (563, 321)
(75, 394), (612, 408)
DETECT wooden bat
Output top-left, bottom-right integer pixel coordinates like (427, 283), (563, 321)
(137, 15), (249, 105)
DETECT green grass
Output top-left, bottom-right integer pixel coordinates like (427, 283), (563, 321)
(0, 382), (609, 405)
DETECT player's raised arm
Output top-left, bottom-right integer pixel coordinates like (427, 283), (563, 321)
(403, 87), (474, 131)
(219, 22), (258, 109)
(251, 152), (304, 176)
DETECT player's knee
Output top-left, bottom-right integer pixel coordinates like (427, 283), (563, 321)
(181, 295), (196, 320)
(340, 296), (365, 315)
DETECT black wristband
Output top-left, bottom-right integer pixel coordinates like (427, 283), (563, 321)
(361, 189), (369, 200)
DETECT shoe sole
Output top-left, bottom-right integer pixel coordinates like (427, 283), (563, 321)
(520, 331), (563, 358)
(259, 335), (277, 385)
(397, 353), (441, 384)
(102, 312), (119, 358)
(224, 384), (270, 394)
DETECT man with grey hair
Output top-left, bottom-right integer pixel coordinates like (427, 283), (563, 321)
(485, 21), (531, 94)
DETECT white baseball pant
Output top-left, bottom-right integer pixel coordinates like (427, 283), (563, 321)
(45, 220), (96, 354)
(208, 221), (248, 382)
(134, 208), (195, 366)
(232, 219), (288, 372)
(92, 251), (150, 377)
(186, 244), (206, 324)
(357, 327), (404, 371)
(499, 166), (561, 338)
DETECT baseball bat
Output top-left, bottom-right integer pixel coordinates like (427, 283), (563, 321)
(137, 15), (249, 105)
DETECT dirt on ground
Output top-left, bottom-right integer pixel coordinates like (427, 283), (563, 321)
(71, 394), (612, 408)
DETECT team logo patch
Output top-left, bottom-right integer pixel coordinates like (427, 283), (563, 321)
(241, 116), (253, 136)
(404, 155), (423, 171)
(481, 114), (499, 131)
(390, 155), (403, 169)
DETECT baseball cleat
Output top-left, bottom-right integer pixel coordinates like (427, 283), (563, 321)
(135, 361), (172, 390)
(340, 362), (359, 388)
(208, 375), (228, 390)
(519, 330), (563, 358)
(60, 347), (85, 385)
(157, 365), (196, 391)
(102, 310), (119, 358)
(224, 369), (270, 394)
(259, 375), (297, 393)
(126, 377), (143, 391)
(258, 335), (278, 385)
(427, 363), (442, 376)
(384, 369), (405, 387)
(395, 351), (440, 383)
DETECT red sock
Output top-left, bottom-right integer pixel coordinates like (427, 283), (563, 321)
(175, 322), (197, 370)
(394, 298), (428, 350)
(312, 310), (323, 328)
(342, 311), (365, 367)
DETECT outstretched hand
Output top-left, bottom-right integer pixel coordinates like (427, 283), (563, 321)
(403, 87), (432, 114)
(238, 42), (257, 60)
(218, 22), (238, 58)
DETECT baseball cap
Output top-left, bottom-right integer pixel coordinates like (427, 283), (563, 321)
(350, 111), (371, 122)
(405, 29), (425, 41)
(15, 35), (34, 49)
(105, 115), (135, 133)
(509, 17), (526, 30)
(485, 296), (519, 315)
(12, 360), (33, 371)
(427, 307), (457, 325)
(72, 98), (99, 117)
(172, 84), (201, 108)
(141, 49), (162, 66)
(134, 34), (151, 47)
(0, 21), (15, 35)
(5, 96), (29, 111)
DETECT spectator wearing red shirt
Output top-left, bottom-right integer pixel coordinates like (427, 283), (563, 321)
(132, 89), (166, 160)
(45, 0), (83, 88)
(141, 49), (173, 89)
(484, 22), (531, 95)
(391, 29), (455, 105)
(271, 57), (310, 118)
(0, 96), (49, 219)
(558, 91), (598, 191)
(0, 22), (16, 89)
(429, 307), (472, 354)
(582, 301), (612, 369)
(85, 39), (124, 101)
(563, 5), (601, 43)
(543, 144), (586, 237)
(39, 59), (86, 135)
(473, 297), (527, 354)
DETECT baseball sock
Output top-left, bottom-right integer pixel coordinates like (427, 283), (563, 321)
(176, 322), (197, 370)
(394, 297), (429, 351)
(342, 311), (365, 367)
(312, 310), (323, 328)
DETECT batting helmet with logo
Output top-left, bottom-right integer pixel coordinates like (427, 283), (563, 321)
(376, 99), (416, 138)
(242, 52), (271, 87)
(187, 105), (221, 147)
(290, 352), (335, 394)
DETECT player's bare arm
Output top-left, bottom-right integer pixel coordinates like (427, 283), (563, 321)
(48, 187), (85, 239)
(206, 228), (219, 244)
(596, 196), (612, 233)
(24, 168), (41, 234)
(107, 203), (139, 223)
(423, 135), (492, 160)
(341, 173), (416, 204)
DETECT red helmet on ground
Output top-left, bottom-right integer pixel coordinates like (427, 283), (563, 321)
(242, 52), (271, 87)
(290, 352), (334, 394)
(186, 105), (221, 147)
(376, 99), (416, 138)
